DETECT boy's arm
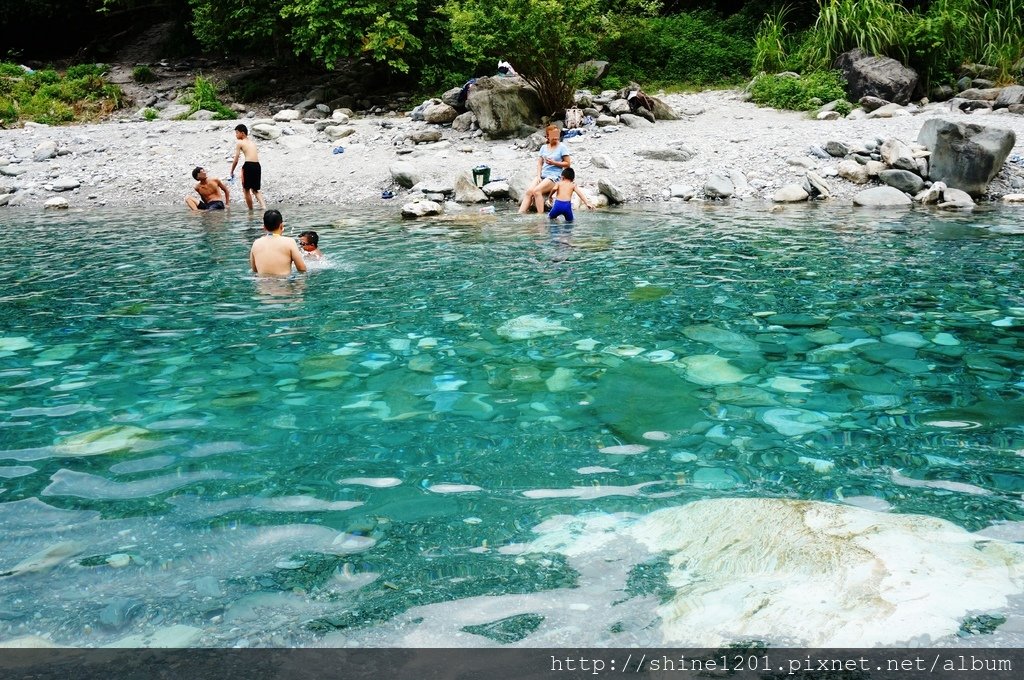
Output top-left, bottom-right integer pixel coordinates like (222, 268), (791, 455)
(290, 241), (308, 273)
(249, 247), (257, 273)
(574, 184), (594, 209)
(216, 178), (230, 206)
(229, 143), (241, 178)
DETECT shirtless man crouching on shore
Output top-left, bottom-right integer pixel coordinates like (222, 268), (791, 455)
(250, 209), (307, 276)
(185, 166), (229, 211)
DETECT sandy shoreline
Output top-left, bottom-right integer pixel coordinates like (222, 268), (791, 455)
(1, 90), (1023, 211)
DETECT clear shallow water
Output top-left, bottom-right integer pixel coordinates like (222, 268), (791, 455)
(0, 204), (1023, 647)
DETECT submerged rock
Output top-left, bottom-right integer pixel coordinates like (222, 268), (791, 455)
(496, 314), (569, 340)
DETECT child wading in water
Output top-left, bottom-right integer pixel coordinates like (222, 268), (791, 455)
(548, 167), (594, 222)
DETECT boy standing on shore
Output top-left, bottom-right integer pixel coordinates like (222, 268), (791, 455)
(230, 124), (266, 211)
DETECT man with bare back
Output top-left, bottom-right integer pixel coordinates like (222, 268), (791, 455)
(250, 209), (307, 276)
(229, 124), (266, 211)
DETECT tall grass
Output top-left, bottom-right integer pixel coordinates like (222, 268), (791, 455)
(753, 5), (791, 73)
(184, 75), (236, 120)
(785, 0), (1024, 87)
(798, 0), (912, 69)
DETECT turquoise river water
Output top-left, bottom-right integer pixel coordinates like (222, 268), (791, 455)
(0, 204), (1023, 648)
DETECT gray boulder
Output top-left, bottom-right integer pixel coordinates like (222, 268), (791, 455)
(859, 96), (890, 112)
(390, 162), (421, 189)
(251, 123), (282, 140)
(466, 76), (545, 139)
(453, 173), (488, 203)
(774, 184), (809, 203)
(649, 96), (680, 121)
(442, 87), (464, 110)
(44, 197), (69, 209)
(834, 49), (918, 105)
(930, 85), (955, 101)
(995, 85), (1024, 109)
(825, 141), (850, 157)
(619, 113), (654, 129)
(595, 115), (618, 127)
(704, 174), (734, 199)
(865, 103), (909, 119)
(878, 169), (924, 195)
(918, 118), (1016, 196)
(591, 154), (615, 169)
(853, 186), (912, 207)
(598, 178), (626, 204)
(508, 170), (535, 203)
(423, 103), (459, 125)
(482, 181), (510, 199)
(188, 109), (217, 121)
(273, 109), (302, 121)
(879, 138), (918, 171)
(914, 181), (945, 204)
(669, 184), (695, 200)
(838, 160), (870, 184)
(607, 99), (631, 115)
(805, 171), (832, 198)
(407, 129), (443, 144)
(452, 112), (475, 132)
(635, 147), (695, 162)
(938, 187), (975, 210)
(33, 141), (58, 162)
(160, 104), (191, 120)
(958, 88), (1002, 101)
(324, 125), (356, 140)
(51, 178), (81, 192)
(401, 200), (442, 218)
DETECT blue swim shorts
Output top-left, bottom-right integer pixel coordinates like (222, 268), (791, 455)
(548, 199), (574, 222)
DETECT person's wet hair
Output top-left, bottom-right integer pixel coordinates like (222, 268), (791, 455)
(263, 209), (283, 231)
(191, 166), (203, 180)
(561, 167), (575, 181)
(235, 124), (248, 135)
(299, 230), (319, 246)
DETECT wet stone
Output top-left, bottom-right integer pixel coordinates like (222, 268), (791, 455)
(98, 597), (144, 631)
(461, 613), (546, 643)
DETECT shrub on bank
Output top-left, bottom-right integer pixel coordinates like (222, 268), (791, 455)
(749, 70), (850, 112)
(183, 75), (236, 120)
(0, 62), (123, 127)
(132, 65), (157, 83)
(598, 11), (757, 89)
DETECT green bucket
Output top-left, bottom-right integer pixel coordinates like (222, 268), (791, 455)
(472, 165), (491, 188)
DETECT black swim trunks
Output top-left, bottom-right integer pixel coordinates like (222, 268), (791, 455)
(197, 200), (225, 211)
(242, 161), (262, 191)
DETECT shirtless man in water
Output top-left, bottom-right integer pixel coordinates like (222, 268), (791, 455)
(185, 167), (229, 211)
(250, 209), (307, 276)
(229, 124), (266, 211)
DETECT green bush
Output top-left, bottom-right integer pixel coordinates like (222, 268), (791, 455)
(0, 63), (25, 78)
(0, 61), (122, 127)
(750, 70), (848, 111)
(65, 63), (107, 79)
(184, 75), (236, 120)
(132, 65), (157, 83)
(143, 107), (159, 121)
(599, 12), (756, 88)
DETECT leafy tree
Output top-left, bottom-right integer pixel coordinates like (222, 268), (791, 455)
(444, 0), (606, 113)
